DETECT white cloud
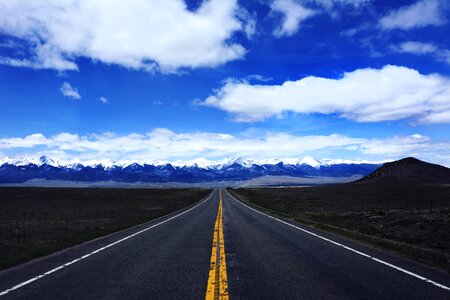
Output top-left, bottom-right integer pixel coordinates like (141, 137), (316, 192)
(244, 17), (257, 38)
(392, 41), (450, 65)
(360, 134), (431, 155)
(202, 65), (450, 123)
(270, 0), (371, 34)
(379, 0), (446, 30)
(236, 8), (257, 38)
(0, 134), (50, 149)
(99, 96), (109, 104)
(60, 82), (81, 99)
(312, 0), (371, 9)
(440, 50), (450, 64)
(420, 110), (450, 123)
(271, 0), (316, 37)
(356, 134), (450, 167)
(309, 0), (372, 18)
(0, 0), (247, 72)
(394, 41), (437, 54)
(0, 43), (79, 71)
(245, 74), (273, 83)
(1, 130), (450, 166)
(0, 130), (361, 159)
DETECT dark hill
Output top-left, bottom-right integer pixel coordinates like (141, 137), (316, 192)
(355, 157), (450, 184)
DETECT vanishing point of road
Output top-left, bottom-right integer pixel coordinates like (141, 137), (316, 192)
(0, 189), (449, 299)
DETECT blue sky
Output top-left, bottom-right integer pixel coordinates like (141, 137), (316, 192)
(0, 0), (450, 164)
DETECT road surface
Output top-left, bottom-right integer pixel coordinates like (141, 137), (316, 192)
(0, 189), (449, 299)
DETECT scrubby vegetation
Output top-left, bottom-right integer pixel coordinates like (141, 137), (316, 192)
(229, 184), (450, 272)
(0, 187), (210, 270)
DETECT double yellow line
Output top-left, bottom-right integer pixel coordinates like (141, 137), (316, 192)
(205, 191), (229, 300)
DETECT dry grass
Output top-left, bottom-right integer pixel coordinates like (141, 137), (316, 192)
(0, 187), (210, 270)
(229, 184), (450, 272)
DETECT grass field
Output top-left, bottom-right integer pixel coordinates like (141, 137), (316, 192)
(0, 187), (210, 271)
(229, 184), (450, 272)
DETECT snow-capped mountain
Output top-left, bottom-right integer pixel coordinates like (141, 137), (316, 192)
(0, 155), (62, 167)
(0, 155), (384, 184)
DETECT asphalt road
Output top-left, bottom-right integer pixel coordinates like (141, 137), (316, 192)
(0, 189), (449, 299)
(221, 190), (450, 299)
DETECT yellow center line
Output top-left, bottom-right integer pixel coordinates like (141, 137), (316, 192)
(206, 190), (229, 300)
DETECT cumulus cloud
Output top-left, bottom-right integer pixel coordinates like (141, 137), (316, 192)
(379, 0), (446, 30)
(0, 0), (247, 72)
(60, 82), (81, 99)
(271, 0), (316, 37)
(202, 65), (450, 123)
(392, 41), (450, 65)
(99, 96), (109, 104)
(1, 129), (449, 166)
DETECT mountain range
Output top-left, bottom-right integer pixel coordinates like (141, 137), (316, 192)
(0, 156), (382, 184)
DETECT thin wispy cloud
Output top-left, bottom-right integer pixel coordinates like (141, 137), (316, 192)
(60, 82), (81, 99)
(270, 0), (372, 37)
(99, 96), (109, 104)
(394, 41), (438, 54)
(379, 0), (446, 30)
(392, 41), (450, 65)
(271, 0), (316, 37)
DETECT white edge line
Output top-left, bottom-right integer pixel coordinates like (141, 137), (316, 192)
(224, 190), (450, 292)
(0, 191), (214, 297)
